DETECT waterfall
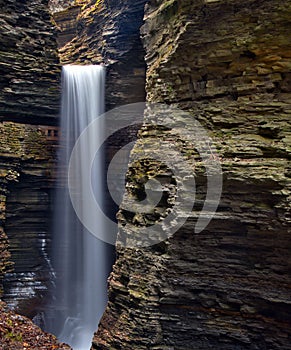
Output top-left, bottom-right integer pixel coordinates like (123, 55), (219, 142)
(45, 65), (112, 350)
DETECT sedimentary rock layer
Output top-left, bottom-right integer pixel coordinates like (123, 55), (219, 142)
(52, 0), (147, 109)
(0, 122), (57, 316)
(93, 0), (291, 349)
(0, 0), (60, 125)
(0, 2), (61, 347)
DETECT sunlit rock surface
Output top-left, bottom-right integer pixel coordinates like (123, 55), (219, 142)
(52, 0), (147, 110)
(49, 0), (75, 14)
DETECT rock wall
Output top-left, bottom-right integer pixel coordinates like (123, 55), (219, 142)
(52, 0), (147, 110)
(0, 0), (60, 125)
(0, 0), (60, 324)
(0, 123), (58, 317)
(93, 0), (291, 349)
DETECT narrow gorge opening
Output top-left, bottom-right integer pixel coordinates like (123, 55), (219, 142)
(43, 65), (115, 350)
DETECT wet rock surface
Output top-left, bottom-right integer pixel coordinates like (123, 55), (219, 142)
(93, 0), (291, 349)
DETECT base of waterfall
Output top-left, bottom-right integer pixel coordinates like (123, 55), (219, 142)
(58, 318), (96, 350)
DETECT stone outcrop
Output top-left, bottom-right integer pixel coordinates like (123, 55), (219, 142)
(93, 0), (291, 349)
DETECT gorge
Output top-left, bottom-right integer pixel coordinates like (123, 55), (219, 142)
(0, 0), (290, 349)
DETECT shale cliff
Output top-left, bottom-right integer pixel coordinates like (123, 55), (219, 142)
(93, 0), (291, 349)
(0, 1), (64, 347)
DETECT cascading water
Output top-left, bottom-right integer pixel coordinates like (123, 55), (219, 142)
(45, 65), (112, 350)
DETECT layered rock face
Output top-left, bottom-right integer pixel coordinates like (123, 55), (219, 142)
(93, 0), (291, 349)
(0, 0), (60, 324)
(0, 122), (57, 316)
(0, 0), (60, 125)
(52, 0), (147, 109)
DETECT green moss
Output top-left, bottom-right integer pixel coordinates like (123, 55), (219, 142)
(0, 122), (54, 162)
(0, 123), (23, 156)
(5, 330), (23, 342)
(24, 128), (49, 159)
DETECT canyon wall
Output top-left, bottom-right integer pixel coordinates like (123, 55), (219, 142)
(0, 0), (60, 322)
(93, 0), (291, 349)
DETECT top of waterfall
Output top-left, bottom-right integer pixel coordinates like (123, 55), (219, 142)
(63, 64), (104, 71)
